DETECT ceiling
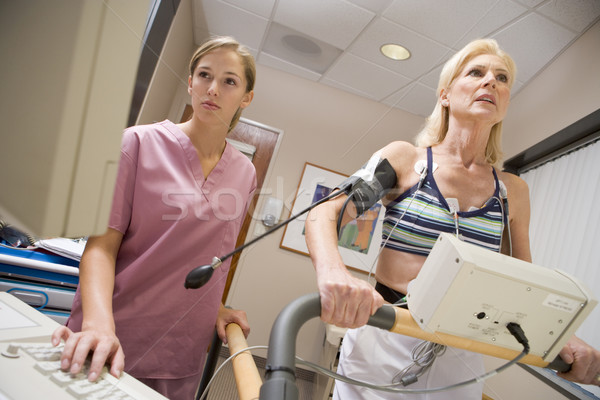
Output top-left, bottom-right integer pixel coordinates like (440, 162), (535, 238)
(191, 0), (600, 118)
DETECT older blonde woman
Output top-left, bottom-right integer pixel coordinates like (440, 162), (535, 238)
(306, 38), (600, 399)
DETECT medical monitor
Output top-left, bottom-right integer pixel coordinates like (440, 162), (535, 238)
(407, 233), (597, 362)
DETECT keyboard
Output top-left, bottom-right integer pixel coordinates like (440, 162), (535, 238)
(0, 292), (167, 400)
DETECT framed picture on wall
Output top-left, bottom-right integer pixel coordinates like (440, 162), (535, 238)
(279, 162), (384, 274)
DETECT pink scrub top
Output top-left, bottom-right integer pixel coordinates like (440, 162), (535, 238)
(67, 120), (257, 379)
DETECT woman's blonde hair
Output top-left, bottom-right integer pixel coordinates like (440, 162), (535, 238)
(415, 38), (516, 166)
(189, 36), (256, 132)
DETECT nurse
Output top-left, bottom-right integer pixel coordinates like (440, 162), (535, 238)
(52, 36), (257, 400)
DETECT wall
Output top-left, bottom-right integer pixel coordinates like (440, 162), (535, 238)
(228, 65), (424, 363)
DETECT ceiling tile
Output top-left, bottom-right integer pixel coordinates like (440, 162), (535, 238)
(324, 53), (411, 100)
(349, 18), (451, 79)
(262, 23), (342, 74)
(320, 77), (377, 100)
(493, 13), (577, 82)
(198, 0), (268, 49)
(512, 0), (545, 8)
(273, 0), (375, 49)
(384, 0), (498, 47)
(258, 53), (322, 81)
(383, 83), (436, 117)
(454, 0), (528, 49)
(191, 0), (600, 119)
(222, 0), (276, 19)
(537, 0), (600, 32)
(419, 64), (444, 91)
(511, 79), (524, 96)
(346, 0), (394, 14)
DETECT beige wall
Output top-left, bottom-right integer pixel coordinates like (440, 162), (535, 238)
(228, 64), (424, 362)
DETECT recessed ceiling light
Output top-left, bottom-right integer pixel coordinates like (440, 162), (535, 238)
(282, 34), (322, 56)
(380, 43), (411, 61)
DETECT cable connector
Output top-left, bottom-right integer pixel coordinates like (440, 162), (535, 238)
(400, 373), (419, 386)
(506, 322), (530, 354)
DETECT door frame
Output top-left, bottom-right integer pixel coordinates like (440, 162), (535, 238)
(223, 117), (284, 302)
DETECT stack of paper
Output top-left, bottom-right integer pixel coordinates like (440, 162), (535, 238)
(35, 237), (87, 261)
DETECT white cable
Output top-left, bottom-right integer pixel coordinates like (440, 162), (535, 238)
(201, 331), (528, 397)
(295, 347), (527, 394)
(391, 341), (447, 386)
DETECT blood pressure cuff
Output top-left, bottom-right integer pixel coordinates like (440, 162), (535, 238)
(338, 153), (397, 216)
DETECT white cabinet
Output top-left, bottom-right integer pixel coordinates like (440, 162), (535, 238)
(0, 0), (151, 238)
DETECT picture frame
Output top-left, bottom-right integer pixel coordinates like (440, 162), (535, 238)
(279, 162), (384, 274)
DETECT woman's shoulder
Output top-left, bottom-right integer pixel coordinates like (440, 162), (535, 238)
(381, 140), (418, 154)
(121, 120), (171, 143)
(381, 141), (422, 172)
(124, 120), (172, 135)
(119, 121), (181, 162)
(498, 170), (528, 190)
(497, 170), (530, 203)
(227, 142), (255, 167)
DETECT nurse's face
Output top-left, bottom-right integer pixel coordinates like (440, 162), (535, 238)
(188, 48), (253, 129)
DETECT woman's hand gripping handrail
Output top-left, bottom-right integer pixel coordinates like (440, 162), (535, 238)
(258, 292), (570, 400)
(258, 293), (395, 400)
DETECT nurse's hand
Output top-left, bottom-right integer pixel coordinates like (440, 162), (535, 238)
(216, 305), (250, 344)
(52, 325), (125, 382)
(317, 264), (384, 328)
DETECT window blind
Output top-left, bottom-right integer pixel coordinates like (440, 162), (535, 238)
(520, 138), (600, 396)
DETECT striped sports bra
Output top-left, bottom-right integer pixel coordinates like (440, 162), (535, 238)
(382, 147), (507, 256)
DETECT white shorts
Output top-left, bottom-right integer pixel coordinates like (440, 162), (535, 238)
(333, 325), (484, 400)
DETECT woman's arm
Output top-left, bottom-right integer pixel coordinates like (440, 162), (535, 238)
(305, 143), (416, 328)
(501, 172), (532, 262)
(305, 189), (383, 328)
(558, 335), (600, 386)
(52, 228), (124, 381)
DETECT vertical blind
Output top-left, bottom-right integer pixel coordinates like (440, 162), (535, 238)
(520, 138), (599, 381)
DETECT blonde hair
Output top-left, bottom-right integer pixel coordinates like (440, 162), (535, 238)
(189, 36), (256, 132)
(415, 39), (516, 166)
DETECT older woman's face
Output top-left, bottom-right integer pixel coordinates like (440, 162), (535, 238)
(442, 54), (512, 126)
